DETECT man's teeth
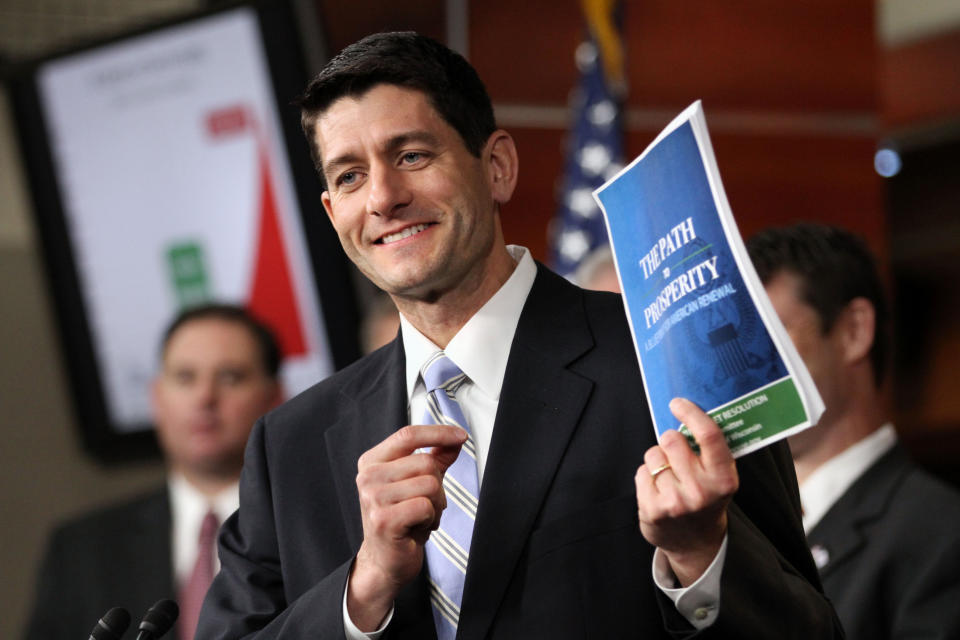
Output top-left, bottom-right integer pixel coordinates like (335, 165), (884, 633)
(381, 223), (430, 245)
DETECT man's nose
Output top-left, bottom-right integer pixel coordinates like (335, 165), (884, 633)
(195, 375), (219, 406)
(365, 165), (412, 217)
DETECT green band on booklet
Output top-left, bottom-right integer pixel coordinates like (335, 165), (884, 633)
(680, 377), (807, 455)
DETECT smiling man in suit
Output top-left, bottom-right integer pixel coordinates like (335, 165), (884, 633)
(196, 32), (841, 639)
(749, 223), (960, 639)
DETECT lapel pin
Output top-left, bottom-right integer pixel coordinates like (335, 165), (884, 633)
(810, 544), (830, 570)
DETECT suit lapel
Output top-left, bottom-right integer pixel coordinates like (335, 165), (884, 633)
(458, 266), (595, 640)
(807, 446), (910, 577)
(322, 338), (437, 636)
(126, 489), (176, 634)
(324, 338), (409, 552)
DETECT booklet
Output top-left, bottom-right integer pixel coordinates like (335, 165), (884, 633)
(592, 100), (824, 458)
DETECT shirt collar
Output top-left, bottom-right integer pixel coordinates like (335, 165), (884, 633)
(799, 423), (897, 533)
(400, 245), (536, 401)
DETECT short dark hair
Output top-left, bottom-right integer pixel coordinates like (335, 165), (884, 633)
(160, 304), (282, 379)
(746, 223), (888, 386)
(296, 31), (496, 189)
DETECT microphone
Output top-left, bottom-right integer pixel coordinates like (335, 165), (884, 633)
(135, 599), (179, 640)
(89, 607), (130, 640)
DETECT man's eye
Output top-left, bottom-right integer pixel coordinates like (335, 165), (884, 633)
(402, 152), (423, 164)
(171, 371), (194, 385)
(218, 370), (246, 386)
(337, 171), (357, 186)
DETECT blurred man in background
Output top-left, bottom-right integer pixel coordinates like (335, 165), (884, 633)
(748, 223), (960, 639)
(24, 304), (282, 640)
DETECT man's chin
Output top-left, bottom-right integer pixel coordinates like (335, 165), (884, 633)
(359, 251), (450, 293)
(184, 452), (244, 479)
(371, 270), (449, 301)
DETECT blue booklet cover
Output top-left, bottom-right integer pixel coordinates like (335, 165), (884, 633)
(593, 101), (823, 457)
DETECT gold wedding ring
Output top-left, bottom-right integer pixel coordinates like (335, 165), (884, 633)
(649, 463), (672, 479)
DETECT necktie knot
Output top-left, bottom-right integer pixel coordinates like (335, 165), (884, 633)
(421, 352), (467, 395)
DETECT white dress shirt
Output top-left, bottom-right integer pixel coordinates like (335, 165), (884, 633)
(799, 423), (898, 534)
(345, 246), (724, 637)
(168, 473), (239, 586)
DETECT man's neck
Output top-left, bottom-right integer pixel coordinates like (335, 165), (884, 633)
(792, 397), (886, 486)
(392, 245), (517, 348)
(175, 466), (241, 500)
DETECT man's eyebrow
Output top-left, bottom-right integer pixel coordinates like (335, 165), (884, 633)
(322, 152), (361, 179)
(383, 130), (442, 154)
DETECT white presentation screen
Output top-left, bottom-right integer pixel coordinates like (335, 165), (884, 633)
(19, 4), (358, 449)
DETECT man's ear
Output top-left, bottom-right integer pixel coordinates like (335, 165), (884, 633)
(838, 297), (875, 366)
(484, 130), (519, 205)
(150, 376), (166, 429)
(321, 190), (335, 224)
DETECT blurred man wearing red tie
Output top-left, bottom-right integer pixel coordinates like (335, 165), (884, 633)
(24, 304), (282, 640)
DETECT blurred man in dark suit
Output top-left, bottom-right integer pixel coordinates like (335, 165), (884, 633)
(24, 304), (282, 640)
(749, 223), (960, 639)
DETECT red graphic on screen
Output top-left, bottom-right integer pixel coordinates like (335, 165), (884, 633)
(206, 106), (307, 357)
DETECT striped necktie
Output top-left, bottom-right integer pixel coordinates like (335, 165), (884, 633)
(421, 352), (479, 640)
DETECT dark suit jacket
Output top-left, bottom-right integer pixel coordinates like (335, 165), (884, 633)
(197, 265), (841, 639)
(23, 487), (178, 640)
(808, 444), (960, 639)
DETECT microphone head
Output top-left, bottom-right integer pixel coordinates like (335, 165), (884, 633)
(138, 599), (179, 638)
(89, 607), (130, 640)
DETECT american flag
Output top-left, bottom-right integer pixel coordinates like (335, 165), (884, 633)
(550, 0), (626, 279)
